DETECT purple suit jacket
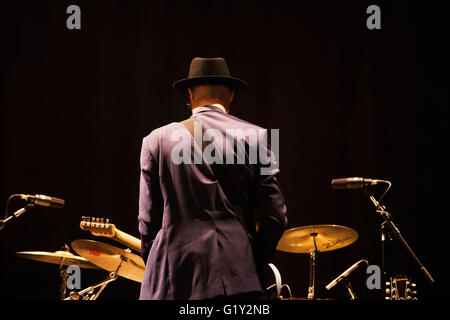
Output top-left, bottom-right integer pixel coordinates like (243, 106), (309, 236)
(138, 105), (287, 300)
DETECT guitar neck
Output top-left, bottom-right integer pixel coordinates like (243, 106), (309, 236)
(113, 228), (142, 252)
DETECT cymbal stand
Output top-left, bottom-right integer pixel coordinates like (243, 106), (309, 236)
(65, 253), (126, 300)
(66, 271), (118, 300)
(367, 184), (435, 286)
(59, 265), (69, 300)
(58, 244), (71, 300)
(307, 233), (318, 300)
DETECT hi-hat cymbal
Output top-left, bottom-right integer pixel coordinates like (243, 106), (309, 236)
(71, 239), (145, 283)
(276, 224), (358, 254)
(16, 250), (100, 269)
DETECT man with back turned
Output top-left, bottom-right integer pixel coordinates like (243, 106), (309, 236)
(138, 57), (287, 299)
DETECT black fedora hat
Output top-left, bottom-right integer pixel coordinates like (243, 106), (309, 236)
(172, 57), (247, 90)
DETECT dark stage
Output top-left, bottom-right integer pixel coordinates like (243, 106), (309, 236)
(0, 0), (448, 304)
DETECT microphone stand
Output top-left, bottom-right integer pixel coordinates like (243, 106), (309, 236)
(342, 278), (357, 300)
(0, 204), (35, 230)
(367, 190), (435, 285)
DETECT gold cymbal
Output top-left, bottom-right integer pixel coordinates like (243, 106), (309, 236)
(16, 250), (100, 269)
(276, 224), (358, 253)
(71, 239), (145, 283)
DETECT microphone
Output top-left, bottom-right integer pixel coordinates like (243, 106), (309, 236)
(19, 194), (65, 208)
(331, 177), (386, 190)
(326, 260), (367, 291)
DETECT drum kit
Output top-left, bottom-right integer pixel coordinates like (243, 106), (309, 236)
(276, 224), (359, 300)
(7, 179), (434, 300)
(14, 219), (360, 300)
(16, 239), (145, 300)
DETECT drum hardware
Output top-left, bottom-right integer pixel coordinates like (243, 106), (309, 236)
(71, 239), (145, 283)
(307, 236), (318, 300)
(15, 246), (100, 270)
(277, 224), (359, 300)
(16, 239), (145, 300)
(62, 239), (145, 300)
(278, 284), (293, 300)
(260, 263), (295, 300)
(66, 271), (118, 300)
(11, 181), (429, 300)
(260, 263), (288, 300)
(16, 243), (101, 299)
(58, 244), (73, 300)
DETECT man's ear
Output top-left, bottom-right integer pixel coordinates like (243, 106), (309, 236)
(188, 88), (194, 103)
(228, 89), (235, 104)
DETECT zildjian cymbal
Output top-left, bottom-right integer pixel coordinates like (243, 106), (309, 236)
(276, 224), (358, 253)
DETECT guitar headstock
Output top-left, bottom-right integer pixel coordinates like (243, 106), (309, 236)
(386, 275), (418, 300)
(80, 216), (116, 238)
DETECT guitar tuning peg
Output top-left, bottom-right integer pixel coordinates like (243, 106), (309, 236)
(105, 218), (110, 223)
(100, 218), (104, 223)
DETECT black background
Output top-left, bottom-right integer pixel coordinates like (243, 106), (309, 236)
(0, 0), (448, 301)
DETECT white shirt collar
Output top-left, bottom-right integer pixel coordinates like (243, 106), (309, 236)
(192, 104), (227, 115)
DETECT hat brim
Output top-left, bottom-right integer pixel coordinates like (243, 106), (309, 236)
(172, 76), (247, 91)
